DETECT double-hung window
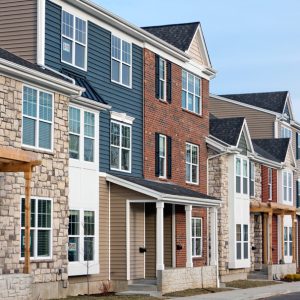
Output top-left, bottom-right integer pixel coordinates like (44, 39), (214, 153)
(249, 162), (255, 197)
(297, 180), (300, 208)
(186, 143), (199, 184)
(110, 121), (131, 172)
(182, 70), (201, 114)
(236, 157), (248, 195)
(69, 107), (95, 162)
(192, 218), (202, 257)
(158, 134), (166, 178)
(281, 126), (292, 139)
(236, 224), (248, 260)
(111, 35), (132, 87)
(22, 86), (53, 151)
(21, 198), (52, 259)
(284, 226), (292, 256)
(297, 133), (300, 160)
(68, 210), (95, 262)
(61, 11), (87, 69)
(283, 171), (292, 203)
(268, 168), (273, 200)
(158, 58), (166, 100)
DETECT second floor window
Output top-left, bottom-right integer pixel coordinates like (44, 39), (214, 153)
(62, 11), (87, 69)
(297, 180), (300, 208)
(236, 157), (248, 195)
(159, 135), (167, 178)
(110, 121), (131, 172)
(182, 70), (201, 115)
(297, 133), (300, 160)
(186, 143), (199, 184)
(22, 86), (53, 151)
(192, 218), (202, 257)
(281, 126), (292, 138)
(268, 168), (273, 200)
(111, 35), (132, 87)
(69, 107), (95, 162)
(249, 162), (255, 197)
(283, 171), (292, 203)
(158, 58), (166, 100)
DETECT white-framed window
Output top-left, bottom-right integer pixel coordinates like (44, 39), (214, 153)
(61, 10), (87, 70)
(249, 162), (255, 197)
(159, 134), (166, 178)
(281, 126), (292, 138)
(283, 170), (293, 203)
(236, 157), (248, 195)
(284, 226), (292, 256)
(297, 133), (300, 160)
(182, 70), (201, 115)
(111, 35), (132, 87)
(158, 58), (166, 101)
(21, 198), (52, 259)
(22, 86), (53, 151)
(69, 107), (95, 162)
(110, 121), (131, 172)
(68, 210), (95, 262)
(236, 224), (248, 260)
(192, 218), (202, 257)
(268, 168), (273, 200)
(186, 143), (199, 184)
(297, 180), (300, 208)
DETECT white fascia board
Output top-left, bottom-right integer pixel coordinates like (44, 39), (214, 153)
(0, 59), (83, 96)
(161, 196), (221, 207)
(206, 136), (240, 154)
(71, 96), (111, 111)
(251, 155), (282, 169)
(210, 94), (281, 117)
(237, 119), (255, 153)
(291, 120), (300, 130)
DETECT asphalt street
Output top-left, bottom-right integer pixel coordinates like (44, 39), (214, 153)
(262, 292), (300, 299)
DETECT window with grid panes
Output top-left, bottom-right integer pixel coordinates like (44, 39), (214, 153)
(186, 143), (199, 184)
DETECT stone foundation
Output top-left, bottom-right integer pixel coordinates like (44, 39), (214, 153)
(157, 266), (217, 294)
(268, 263), (297, 280)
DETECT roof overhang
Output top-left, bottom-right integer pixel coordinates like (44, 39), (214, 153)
(104, 173), (221, 207)
(71, 96), (111, 111)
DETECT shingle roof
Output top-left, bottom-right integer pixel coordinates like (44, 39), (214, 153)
(142, 22), (199, 51)
(252, 138), (290, 163)
(61, 69), (107, 104)
(219, 91), (288, 114)
(109, 174), (218, 200)
(209, 117), (245, 146)
(0, 48), (72, 83)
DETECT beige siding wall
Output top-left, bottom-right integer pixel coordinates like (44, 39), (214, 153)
(0, 0), (37, 63)
(145, 203), (156, 278)
(130, 203), (145, 280)
(188, 33), (205, 65)
(209, 97), (276, 139)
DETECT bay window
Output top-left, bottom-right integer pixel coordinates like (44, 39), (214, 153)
(192, 218), (202, 257)
(236, 157), (249, 195)
(281, 126), (292, 138)
(236, 224), (248, 260)
(249, 162), (255, 197)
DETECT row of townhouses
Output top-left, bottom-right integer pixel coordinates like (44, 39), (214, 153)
(0, 0), (299, 299)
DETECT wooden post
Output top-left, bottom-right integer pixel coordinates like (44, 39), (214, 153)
(24, 169), (32, 274)
(268, 212), (273, 264)
(292, 212), (296, 263)
(281, 213), (284, 263)
(263, 213), (268, 264)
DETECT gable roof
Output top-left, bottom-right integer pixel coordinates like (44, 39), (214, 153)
(142, 22), (200, 52)
(219, 91), (288, 114)
(252, 138), (290, 163)
(209, 117), (245, 146)
(0, 48), (71, 83)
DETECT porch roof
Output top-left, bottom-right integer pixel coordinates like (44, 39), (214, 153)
(106, 173), (220, 206)
(250, 200), (296, 215)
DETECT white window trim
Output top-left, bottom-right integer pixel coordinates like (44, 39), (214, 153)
(250, 161), (255, 198)
(158, 57), (167, 101)
(158, 134), (167, 178)
(297, 133), (300, 159)
(69, 105), (96, 164)
(282, 170), (293, 204)
(192, 217), (202, 258)
(21, 84), (54, 153)
(182, 70), (202, 115)
(110, 120), (132, 173)
(111, 35), (132, 89)
(20, 197), (53, 261)
(186, 142), (199, 185)
(235, 156), (249, 196)
(268, 168), (273, 200)
(110, 111), (135, 125)
(61, 10), (88, 71)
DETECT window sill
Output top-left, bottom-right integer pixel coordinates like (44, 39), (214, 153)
(192, 256), (203, 260)
(157, 98), (168, 104)
(19, 258), (53, 263)
(110, 168), (132, 174)
(21, 145), (54, 156)
(186, 181), (199, 186)
(182, 108), (203, 118)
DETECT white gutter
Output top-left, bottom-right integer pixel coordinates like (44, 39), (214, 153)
(71, 96), (111, 111)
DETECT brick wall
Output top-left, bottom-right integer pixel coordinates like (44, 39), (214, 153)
(261, 165), (277, 202)
(143, 48), (209, 194)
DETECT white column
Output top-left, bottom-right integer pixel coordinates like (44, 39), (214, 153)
(209, 207), (218, 266)
(185, 205), (193, 268)
(156, 202), (165, 271)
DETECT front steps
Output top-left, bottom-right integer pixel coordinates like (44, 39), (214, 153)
(117, 279), (161, 297)
(247, 270), (268, 280)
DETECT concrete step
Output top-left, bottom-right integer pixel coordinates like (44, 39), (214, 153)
(247, 271), (268, 280)
(116, 290), (162, 297)
(129, 279), (157, 285)
(128, 283), (158, 292)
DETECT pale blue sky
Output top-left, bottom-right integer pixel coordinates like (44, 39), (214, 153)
(95, 0), (300, 119)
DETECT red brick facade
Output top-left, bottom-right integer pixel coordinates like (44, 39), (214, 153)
(143, 48), (210, 267)
(261, 165), (277, 202)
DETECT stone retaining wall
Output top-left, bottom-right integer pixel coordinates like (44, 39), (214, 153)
(157, 266), (217, 294)
(268, 263), (296, 280)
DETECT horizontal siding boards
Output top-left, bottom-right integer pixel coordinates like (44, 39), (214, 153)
(209, 97), (276, 139)
(0, 0), (37, 62)
(45, 1), (144, 177)
(145, 203), (156, 278)
(164, 204), (173, 268)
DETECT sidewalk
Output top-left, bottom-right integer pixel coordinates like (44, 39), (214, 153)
(170, 282), (300, 300)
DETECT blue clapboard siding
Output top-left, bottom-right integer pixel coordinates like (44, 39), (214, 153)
(45, 0), (144, 177)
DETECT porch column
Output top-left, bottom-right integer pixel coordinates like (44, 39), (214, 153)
(280, 213), (284, 263)
(268, 212), (273, 264)
(292, 213), (296, 263)
(185, 205), (193, 268)
(209, 207), (218, 266)
(156, 202), (164, 271)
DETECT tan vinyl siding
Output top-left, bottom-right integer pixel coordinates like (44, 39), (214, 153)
(188, 32), (205, 66)
(145, 203), (156, 278)
(0, 0), (37, 63)
(99, 177), (110, 280)
(130, 203), (145, 280)
(164, 204), (172, 268)
(209, 97), (276, 139)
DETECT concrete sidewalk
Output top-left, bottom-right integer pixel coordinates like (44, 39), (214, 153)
(170, 282), (300, 300)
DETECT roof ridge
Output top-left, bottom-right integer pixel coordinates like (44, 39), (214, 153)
(142, 21), (200, 29)
(220, 91), (288, 96)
